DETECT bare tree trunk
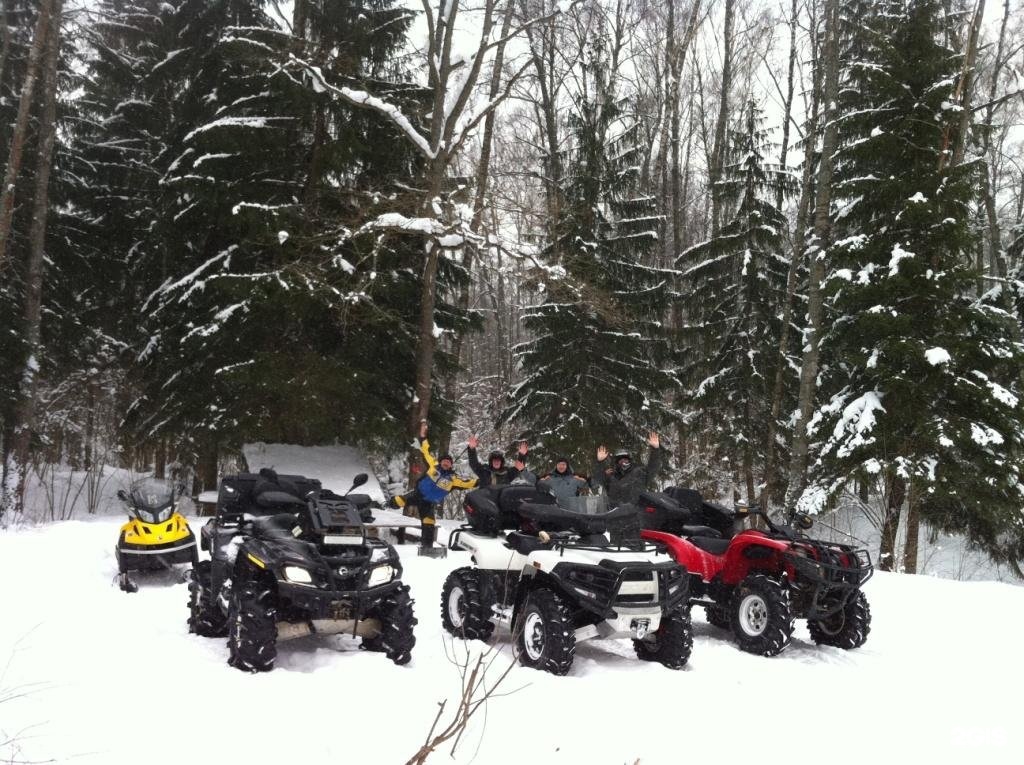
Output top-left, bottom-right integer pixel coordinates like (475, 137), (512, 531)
(0, 0), (53, 275)
(902, 486), (920, 574)
(980, 0), (1010, 281)
(1, 0), (61, 517)
(438, 1), (515, 455)
(199, 441), (218, 494)
(879, 473), (906, 573)
(763, 1), (821, 510)
(0, 0), (12, 89)
(154, 439), (167, 480)
(943, 0), (983, 171)
(783, 0), (840, 510)
(775, 0), (799, 211)
(708, 0), (735, 237)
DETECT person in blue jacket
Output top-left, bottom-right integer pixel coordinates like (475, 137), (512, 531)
(390, 422), (477, 547)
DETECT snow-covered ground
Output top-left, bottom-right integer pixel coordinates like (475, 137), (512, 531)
(1, 516), (1022, 765)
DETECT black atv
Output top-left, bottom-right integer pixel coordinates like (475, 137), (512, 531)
(187, 468), (416, 672)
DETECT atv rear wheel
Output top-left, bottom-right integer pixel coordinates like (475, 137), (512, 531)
(440, 568), (495, 641)
(730, 574), (793, 657)
(808, 591), (871, 650)
(227, 581), (278, 672)
(514, 587), (575, 676)
(188, 561), (228, 637)
(361, 584), (417, 665)
(704, 603), (730, 630)
(633, 606), (693, 669)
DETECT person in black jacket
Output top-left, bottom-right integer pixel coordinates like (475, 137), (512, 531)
(591, 432), (664, 507)
(466, 435), (535, 487)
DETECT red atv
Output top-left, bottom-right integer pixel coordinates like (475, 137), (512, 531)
(638, 488), (872, 657)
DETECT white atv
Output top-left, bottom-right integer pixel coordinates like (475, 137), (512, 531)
(440, 485), (693, 675)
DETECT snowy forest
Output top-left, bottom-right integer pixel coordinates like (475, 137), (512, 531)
(1, 0), (1023, 576)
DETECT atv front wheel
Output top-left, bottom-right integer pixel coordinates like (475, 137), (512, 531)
(361, 584), (417, 665)
(514, 588), (575, 676)
(808, 591), (871, 650)
(704, 603), (730, 630)
(440, 568), (495, 641)
(633, 606), (693, 669)
(188, 561), (228, 637)
(227, 581), (278, 672)
(730, 574), (794, 657)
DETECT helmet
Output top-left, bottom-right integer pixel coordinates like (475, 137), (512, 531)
(613, 450), (632, 474)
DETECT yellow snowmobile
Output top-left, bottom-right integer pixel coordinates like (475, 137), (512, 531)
(115, 477), (198, 592)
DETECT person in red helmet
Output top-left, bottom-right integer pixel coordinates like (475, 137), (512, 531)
(466, 435), (534, 486)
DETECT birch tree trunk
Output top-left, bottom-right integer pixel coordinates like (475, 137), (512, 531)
(783, 0), (841, 511)
(1, 0), (62, 518)
(0, 0), (53, 275)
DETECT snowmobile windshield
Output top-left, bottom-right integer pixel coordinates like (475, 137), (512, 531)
(129, 478), (176, 523)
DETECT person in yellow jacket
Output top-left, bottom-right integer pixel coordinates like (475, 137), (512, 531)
(390, 422), (477, 547)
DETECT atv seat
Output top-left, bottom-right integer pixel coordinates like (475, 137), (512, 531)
(664, 486), (737, 538)
(518, 502), (636, 536)
(681, 525), (722, 538)
(218, 473), (322, 517)
(250, 512), (300, 537)
(689, 536), (730, 555)
(505, 531), (551, 555)
(637, 491), (700, 534)
(464, 485), (556, 534)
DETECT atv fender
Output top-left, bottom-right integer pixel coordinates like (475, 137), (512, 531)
(509, 565), (541, 632)
(642, 530), (721, 581)
(719, 532), (790, 585)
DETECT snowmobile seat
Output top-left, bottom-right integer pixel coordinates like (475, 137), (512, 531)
(664, 486), (704, 513)
(689, 536), (731, 556)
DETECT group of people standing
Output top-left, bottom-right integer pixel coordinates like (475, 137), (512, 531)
(390, 422), (665, 547)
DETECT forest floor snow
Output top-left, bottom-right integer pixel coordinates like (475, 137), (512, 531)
(1, 516), (1022, 765)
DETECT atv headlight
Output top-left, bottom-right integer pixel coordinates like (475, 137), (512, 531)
(369, 546), (391, 563)
(368, 565), (394, 587)
(283, 566), (313, 584)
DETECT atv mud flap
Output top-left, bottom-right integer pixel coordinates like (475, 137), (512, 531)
(574, 609), (664, 643)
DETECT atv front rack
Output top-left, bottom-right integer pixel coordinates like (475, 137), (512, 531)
(784, 545), (872, 620)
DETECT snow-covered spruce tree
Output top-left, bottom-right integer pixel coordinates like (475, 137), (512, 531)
(504, 31), (674, 465)
(800, 0), (1024, 574)
(677, 100), (795, 504)
(126, 0), (450, 464)
(34, 1), (178, 471)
